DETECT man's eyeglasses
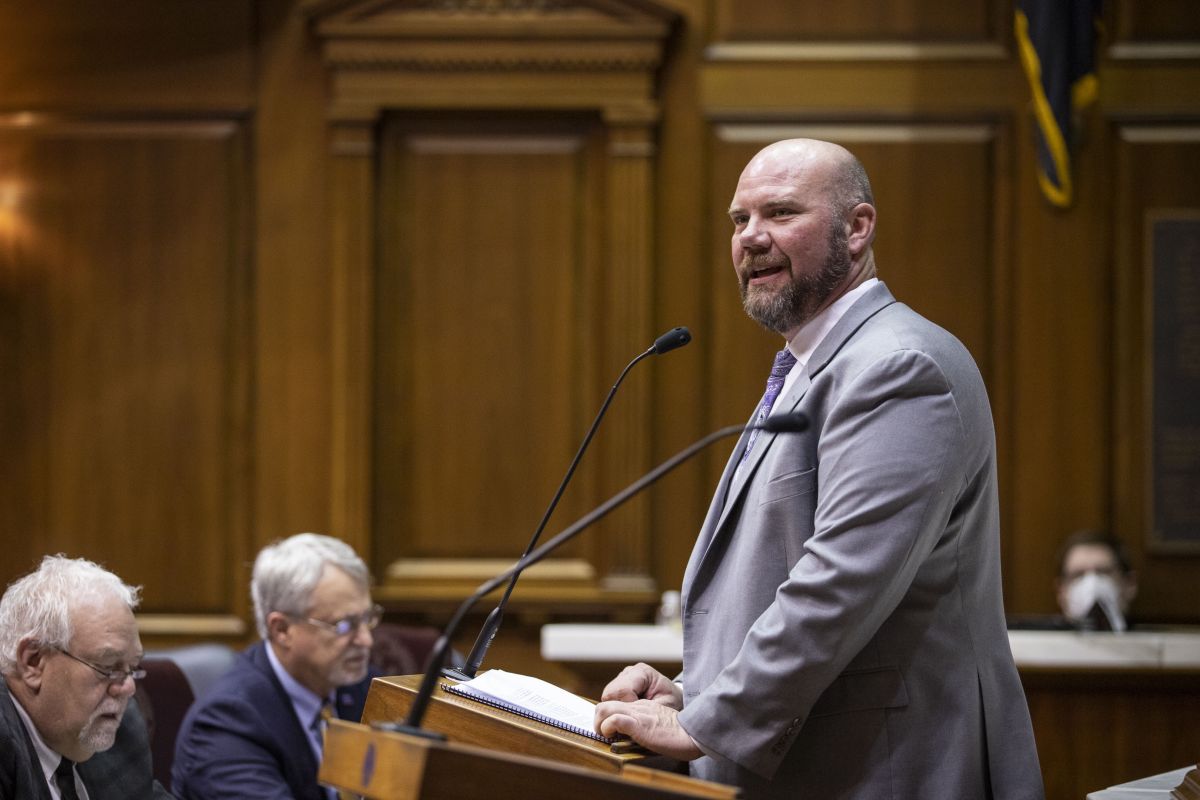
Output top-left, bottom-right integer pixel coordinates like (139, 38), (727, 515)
(295, 604), (383, 638)
(59, 649), (147, 684)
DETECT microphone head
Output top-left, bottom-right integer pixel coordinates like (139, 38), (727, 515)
(757, 411), (810, 434)
(652, 326), (692, 355)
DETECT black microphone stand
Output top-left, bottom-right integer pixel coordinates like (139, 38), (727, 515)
(447, 327), (692, 681)
(383, 412), (807, 738)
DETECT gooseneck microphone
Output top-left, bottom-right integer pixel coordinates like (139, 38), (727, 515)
(388, 411), (809, 736)
(445, 327), (693, 682)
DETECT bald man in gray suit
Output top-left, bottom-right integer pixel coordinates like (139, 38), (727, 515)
(595, 139), (1044, 799)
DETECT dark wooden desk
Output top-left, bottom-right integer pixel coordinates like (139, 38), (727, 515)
(1023, 667), (1200, 800)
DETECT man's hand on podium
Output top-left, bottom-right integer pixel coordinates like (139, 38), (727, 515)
(598, 662), (683, 708)
(594, 699), (703, 761)
(594, 662), (701, 761)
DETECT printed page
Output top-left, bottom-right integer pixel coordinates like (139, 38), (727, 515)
(457, 669), (598, 732)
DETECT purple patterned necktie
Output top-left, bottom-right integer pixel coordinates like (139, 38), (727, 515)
(741, 348), (798, 463)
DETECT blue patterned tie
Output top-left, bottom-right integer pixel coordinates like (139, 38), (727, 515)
(741, 348), (798, 463)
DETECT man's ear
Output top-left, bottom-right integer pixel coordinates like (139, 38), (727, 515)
(847, 202), (876, 257)
(13, 638), (47, 690)
(266, 611), (293, 648)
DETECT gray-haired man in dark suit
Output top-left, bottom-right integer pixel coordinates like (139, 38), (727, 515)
(0, 555), (171, 799)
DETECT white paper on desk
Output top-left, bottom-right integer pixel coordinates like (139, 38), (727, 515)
(456, 669), (597, 732)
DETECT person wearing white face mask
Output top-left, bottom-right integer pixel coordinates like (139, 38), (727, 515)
(1055, 530), (1139, 632)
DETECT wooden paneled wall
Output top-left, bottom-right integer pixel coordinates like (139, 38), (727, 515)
(373, 115), (609, 567)
(0, 0), (1198, 653)
(0, 1), (260, 640)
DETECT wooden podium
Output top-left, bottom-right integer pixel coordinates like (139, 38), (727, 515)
(317, 674), (738, 799)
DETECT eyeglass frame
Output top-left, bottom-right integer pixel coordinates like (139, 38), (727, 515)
(58, 648), (147, 684)
(290, 603), (383, 638)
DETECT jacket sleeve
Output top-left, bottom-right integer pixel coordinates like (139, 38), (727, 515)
(677, 347), (974, 778)
(172, 693), (304, 800)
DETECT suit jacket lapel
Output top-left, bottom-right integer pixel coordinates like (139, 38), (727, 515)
(683, 407), (756, 595)
(804, 281), (897, 378)
(692, 370), (814, 576)
(684, 282), (899, 597)
(249, 643), (322, 785)
(0, 685), (59, 800)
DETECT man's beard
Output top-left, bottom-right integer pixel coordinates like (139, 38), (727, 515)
(327, 646), (371, 687)
(77, 701), (126, 754)
(740, 221), (852, 334)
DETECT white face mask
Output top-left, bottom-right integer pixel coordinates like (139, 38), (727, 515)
(1064, 572), (1127, 632)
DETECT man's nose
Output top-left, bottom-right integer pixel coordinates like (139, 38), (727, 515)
(738, 218), (769, 250)
(110, 675), (137, 699)
(352, 623), (374, 648)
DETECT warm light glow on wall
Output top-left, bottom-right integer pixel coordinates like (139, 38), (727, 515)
(0, 111), (40, 244)
(0, 179), (28, 240)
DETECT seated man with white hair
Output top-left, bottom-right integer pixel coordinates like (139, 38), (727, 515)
(0, 554), (172, 799)
(172, 533), (380, 800)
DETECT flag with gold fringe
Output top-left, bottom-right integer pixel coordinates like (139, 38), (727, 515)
(1015, 0), (1103, 208)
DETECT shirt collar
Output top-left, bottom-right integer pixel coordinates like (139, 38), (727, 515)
(265, 639), (331, 728)
(786, 277), (879, 368)
(7, 690), (69, 792)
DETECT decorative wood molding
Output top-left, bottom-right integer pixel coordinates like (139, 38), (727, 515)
(308, 0), (676, 586)
(705, 41), (1007, 63)
(713, 122), (995, 143)
(329, 118), (377, 561)
(310, 3), (675, 121)
(136, 614), (248, 637)
(305, 0), (674, 37)
(1110, 42), (1200, 61)
(309, 0), (673, 84)
(323, 41), (664, 72)
(386, 557), (596, 584)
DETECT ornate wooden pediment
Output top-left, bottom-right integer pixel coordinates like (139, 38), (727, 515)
(309, 0), (674, 598)
(305, 0), (675, 39)
(304, 0), (677, 121)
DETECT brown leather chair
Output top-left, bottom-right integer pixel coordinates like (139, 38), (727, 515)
(135, 644), (237, 787)
(368, 622), (453, 675)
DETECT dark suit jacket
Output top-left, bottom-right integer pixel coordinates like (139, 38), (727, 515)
(1, 680), (171, 800)
(171, 642), (373, 800)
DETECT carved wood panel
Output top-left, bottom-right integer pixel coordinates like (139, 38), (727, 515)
(0, 119), (251, 630)
(1114, 125), (1200, 620)
(373, 114), (607, 570)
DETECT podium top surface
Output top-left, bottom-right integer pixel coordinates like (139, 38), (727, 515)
(363, 673), (647, 772)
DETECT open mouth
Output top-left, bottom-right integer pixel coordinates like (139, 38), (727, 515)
(748, 264), (787, 285)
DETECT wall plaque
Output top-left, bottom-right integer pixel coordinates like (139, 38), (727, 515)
(1149, 213), (1200, 549)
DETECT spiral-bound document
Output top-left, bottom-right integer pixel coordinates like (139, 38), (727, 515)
(442, 669), (614, 743)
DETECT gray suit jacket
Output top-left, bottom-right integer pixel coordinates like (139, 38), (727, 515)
(676, 283), (1043, 799)
(0, 680), (172, 799)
